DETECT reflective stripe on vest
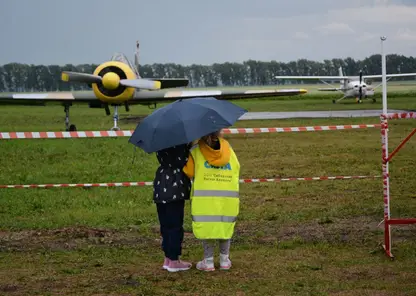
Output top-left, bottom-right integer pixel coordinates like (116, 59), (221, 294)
(193, 189), (239, 198)
(192, 215), (237, 223)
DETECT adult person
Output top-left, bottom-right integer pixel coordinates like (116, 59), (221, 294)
(183, 130), (240, 271)
(153, 143), (193, 272)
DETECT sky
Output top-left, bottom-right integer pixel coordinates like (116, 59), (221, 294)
(1, 0), (416, 66)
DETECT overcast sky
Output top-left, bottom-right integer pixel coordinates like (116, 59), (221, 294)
(1, 0), (416, 66)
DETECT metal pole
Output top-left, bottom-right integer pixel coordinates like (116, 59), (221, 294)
(381, 36), (387, 114)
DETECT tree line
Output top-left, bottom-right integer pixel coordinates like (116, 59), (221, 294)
(0, 54), (415, 92)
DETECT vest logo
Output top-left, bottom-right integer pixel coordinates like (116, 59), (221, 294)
(204, 161), (231, 170)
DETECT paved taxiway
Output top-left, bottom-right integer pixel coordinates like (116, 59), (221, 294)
(239, 109), (409, 120)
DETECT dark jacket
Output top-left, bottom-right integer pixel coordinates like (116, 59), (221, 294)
(153, 143), (192, 204)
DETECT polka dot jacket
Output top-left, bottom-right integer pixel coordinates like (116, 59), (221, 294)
(153, 143), (192, 204)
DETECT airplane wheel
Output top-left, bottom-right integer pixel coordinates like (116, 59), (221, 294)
(69, 124), (77, 131)
(332, 99), (336, 104)
(372, 99), (376, 103)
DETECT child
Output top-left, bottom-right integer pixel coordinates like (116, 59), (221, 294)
(153, 143), (193, 272)
(183, 130), (240, 271)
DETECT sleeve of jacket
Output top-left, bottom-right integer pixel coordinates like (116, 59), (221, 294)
(183, 154), (195, 179)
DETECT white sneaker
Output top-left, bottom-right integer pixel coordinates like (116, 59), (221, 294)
(220, 254), (232, 270)
(196, 257), (215, 271)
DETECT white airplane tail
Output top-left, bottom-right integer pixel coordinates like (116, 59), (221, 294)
(338, 67), (344, 77)
(338, 67), (345, 88)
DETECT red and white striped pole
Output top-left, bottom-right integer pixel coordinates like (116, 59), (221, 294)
(380, 115), (392, 258)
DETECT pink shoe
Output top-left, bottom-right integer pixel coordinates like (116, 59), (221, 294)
(196, 257), (215, 272)
(162, 257), (170, 269)
(166, 259), (192, 272)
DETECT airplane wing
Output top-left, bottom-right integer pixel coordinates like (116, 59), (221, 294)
(363, 73), (416, 79)
(129, 87), (308, 102)
(0, 87), (307, 105)
(275, 75), (349, 81)
(0, 91), (95, 104)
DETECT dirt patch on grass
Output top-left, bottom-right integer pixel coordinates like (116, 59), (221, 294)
(237, 216), (416, 246)
(0, 284), (19, 293)
(1, 218), (415, 252)
(276, 216), (381, 244)
(328, 290), (406, 296)
(119, 115), (147, 124)
(0, 226), (155, 252)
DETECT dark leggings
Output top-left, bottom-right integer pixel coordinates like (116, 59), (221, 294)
(156, 199), (185, 260)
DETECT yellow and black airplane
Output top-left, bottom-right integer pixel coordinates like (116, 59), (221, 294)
(0, 41), (307, 131)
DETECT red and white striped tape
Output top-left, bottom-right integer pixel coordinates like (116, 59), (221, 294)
(0, 124), (381, 140)
(0, 175), (380, 189)
(222, 124), (380, 134)
(382, 112), (416, 119)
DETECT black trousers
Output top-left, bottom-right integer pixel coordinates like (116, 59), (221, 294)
(156, 199), (185, 260)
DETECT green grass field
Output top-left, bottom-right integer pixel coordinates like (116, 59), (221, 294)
(1, 89), (416, 295)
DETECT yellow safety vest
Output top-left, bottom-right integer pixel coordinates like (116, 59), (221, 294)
(190, 143), (240, 239)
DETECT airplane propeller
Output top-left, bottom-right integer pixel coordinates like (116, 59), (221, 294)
(358, 70), (363, 103)
(61, 71), (161, 91)
(62, 69), (161, 115)
(61, 72), (102, 84)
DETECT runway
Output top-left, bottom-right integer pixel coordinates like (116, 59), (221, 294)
(239, 109), (409, 120)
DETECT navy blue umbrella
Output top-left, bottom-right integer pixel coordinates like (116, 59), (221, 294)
(128, 97), (247, 153)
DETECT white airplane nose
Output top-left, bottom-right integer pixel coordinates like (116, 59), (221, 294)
(355, 87), (365, 95)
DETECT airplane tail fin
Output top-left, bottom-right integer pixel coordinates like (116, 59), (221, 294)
(338, 67), (344, 77)
(338, 67), (345, 87)
(134, 41), (141, 78)
(132, 40), (189, 88)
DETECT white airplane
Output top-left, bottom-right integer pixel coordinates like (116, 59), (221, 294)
(275, 67), (416, 104)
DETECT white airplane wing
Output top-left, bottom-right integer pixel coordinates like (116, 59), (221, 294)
(363, 73), (416, 79)
(275, 72), (416, 81)
(275, 75), (350, 81)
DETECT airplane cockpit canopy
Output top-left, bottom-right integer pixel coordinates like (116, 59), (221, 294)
(110, 52), (138, 76)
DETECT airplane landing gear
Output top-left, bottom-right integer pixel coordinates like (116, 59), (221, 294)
(372, 98), (376, 103)
(64, 104), (77, 131)
(63, 103), (123, 132)
(333, 95), (348, 104)
(111, 105), (121, 131)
